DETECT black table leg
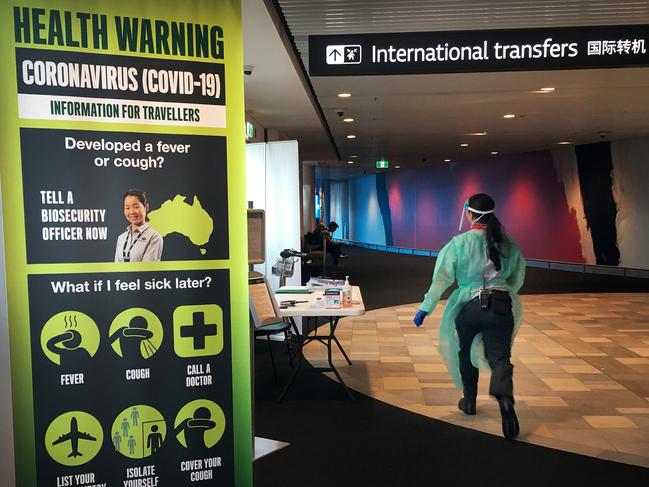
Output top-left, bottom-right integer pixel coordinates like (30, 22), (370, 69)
(277, 317), (307, 402)
(332, 335), (352, 365)
(277, 315), (355, 401)
(327, 318), (355, 400)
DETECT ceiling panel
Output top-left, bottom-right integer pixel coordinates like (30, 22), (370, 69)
(316, 67), (649, 171)
(281, 1), (649, 20)
(242, 0), (337, 161)
(280, 0), (649, 65)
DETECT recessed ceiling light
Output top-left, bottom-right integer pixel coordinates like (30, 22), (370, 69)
(346, 134), (356, 139)
(503, 114), (516, 119)
(460, 143), (469, 147)
(469, 132), (487, 136)
(557, 141), (573, 145)
(491, 151), (499, 155)
(338, 93), (352, 98)
(343, 118), (354, 123)
(444, 159), (451, 162)
(540, 87), (555, 92)
(350, 155), (358, 158)
(395, 165), (401, 169)
(347, 160), (354, 164)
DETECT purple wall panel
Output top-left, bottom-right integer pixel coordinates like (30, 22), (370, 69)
(383, 151), (585, 262)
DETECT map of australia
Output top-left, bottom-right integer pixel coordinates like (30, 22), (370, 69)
(148, 195), (213, 255)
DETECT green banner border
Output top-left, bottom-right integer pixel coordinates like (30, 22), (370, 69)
(0, 1), (252, 485)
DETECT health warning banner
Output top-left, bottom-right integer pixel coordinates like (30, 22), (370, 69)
(0, 2), (252, 486)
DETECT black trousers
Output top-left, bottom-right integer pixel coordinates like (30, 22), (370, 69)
(328, 242), (343, 265)
(455, 293), (515, 402)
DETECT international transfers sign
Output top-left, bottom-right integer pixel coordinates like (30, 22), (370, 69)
(0, 1), (252, 486)
(309, 24), (649, 76)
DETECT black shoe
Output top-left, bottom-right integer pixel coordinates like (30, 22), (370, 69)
(458, 397), (476, 415)
(498, 397), (520, 440)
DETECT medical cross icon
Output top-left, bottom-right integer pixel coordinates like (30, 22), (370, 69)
(173, 304), (223, 357)
(180, 311), (217, 350)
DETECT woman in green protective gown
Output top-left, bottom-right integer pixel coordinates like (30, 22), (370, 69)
(413, 193), (526, 439)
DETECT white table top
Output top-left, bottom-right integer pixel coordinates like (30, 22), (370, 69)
(275, 286), (366, 317)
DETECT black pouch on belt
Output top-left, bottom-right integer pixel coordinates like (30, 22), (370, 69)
(478, 289), (491, 309)
(491, 290), (512, 315)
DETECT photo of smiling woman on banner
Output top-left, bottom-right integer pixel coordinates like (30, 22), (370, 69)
(114, 189), (163, 262)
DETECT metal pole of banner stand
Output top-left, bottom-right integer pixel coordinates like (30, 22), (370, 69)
(248, 198), (289, 459)
(250, 273), (291, 459)
(0, 187), (16, 487)
(322, 233), (328, 279)
(249, 271), (289, 459)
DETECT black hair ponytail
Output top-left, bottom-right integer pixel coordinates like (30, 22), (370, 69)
(467, 193), (507, 271)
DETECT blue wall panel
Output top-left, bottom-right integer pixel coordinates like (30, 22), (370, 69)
(350, 175), (386, 245)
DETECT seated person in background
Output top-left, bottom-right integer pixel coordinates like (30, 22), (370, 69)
(313, 221), (346, 265)
(305, 222), (326, 251)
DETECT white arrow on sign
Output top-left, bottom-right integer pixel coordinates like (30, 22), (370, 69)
(326, 45), (362, 65)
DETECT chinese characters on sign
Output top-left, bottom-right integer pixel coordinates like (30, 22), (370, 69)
(587, 39), (646, 55)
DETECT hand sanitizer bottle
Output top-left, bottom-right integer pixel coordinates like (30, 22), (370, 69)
(342, 276), (352, 307)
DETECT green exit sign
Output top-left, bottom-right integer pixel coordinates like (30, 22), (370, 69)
(245, 121), (256, 139)
(376, 160), (389, 168)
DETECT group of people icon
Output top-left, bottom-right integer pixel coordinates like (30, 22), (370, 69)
(112, 425), (163, 455)
(112, 407), (165, 456)
(111, 406), (218, 457)
(112, 407), (142, 454)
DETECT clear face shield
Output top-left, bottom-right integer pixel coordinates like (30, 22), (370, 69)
(458, 200), (495, 231)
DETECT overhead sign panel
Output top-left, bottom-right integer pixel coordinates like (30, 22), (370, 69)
(309, 25), (649, 76)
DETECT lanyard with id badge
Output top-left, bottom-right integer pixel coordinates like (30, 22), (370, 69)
(122, 228), (148, 262)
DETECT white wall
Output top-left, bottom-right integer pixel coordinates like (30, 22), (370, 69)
(301, 164), (315, 238)
(246, 141), (302, 290)
(0, 184), (16, 487)
(246, 143), (266, 212)
(611, 137), (649, 269)
(552, 146), (596, 264)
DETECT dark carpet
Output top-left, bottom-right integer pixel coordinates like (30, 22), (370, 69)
(253, 246), (649, 486)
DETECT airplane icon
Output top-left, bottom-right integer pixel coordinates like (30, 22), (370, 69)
(51, 416), (97, 457)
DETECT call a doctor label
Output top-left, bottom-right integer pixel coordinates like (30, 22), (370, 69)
(56, 472), (105, 487)
(124, 465), (158, 487)
(186, 363), (212, 387)
(180, 457), (222, 482)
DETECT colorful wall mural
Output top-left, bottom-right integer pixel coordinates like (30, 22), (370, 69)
(327, 137), (649, 270)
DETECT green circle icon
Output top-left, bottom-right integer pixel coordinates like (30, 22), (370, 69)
(174, 399), (226, 449)
(40, 311), (100, 366)
(108, 308), (163, 359)
(112, 405), (166, 458)
(45, 411), (103, 466)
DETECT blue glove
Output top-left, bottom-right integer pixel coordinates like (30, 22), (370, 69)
(413, 310), (427, 327)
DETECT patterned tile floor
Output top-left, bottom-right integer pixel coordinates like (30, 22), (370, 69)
(302, 293), (649, 468)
